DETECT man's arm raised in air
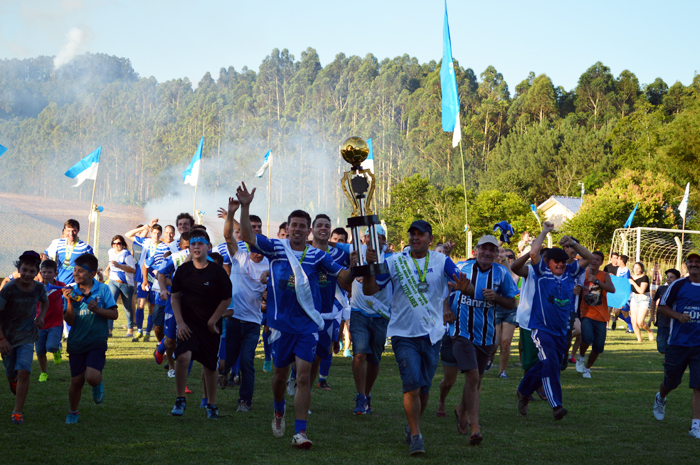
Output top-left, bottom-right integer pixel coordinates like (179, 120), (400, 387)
(235, 182), (257, 248)
(223, 197), (240, 258)
(529, 221), (555, 266)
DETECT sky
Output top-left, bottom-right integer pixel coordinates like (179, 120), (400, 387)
(1, 0), (699, 91)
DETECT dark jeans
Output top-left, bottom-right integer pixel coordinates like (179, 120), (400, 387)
(225, 318), (261, 405)
(108, 281), (134, 331)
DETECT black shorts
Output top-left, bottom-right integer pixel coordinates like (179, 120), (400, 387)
(663, 345), (700, 391)
(440, 332), (457, 367)
(452, 336), (494, 374)
(175, 327), (220, 372)
(152, 304), (165, 327)
(69, 348), (106, 377)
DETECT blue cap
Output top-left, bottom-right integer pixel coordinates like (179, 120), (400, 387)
(365, 225), (386, 236)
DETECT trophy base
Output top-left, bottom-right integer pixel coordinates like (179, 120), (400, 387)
(351, 262), (388, 278)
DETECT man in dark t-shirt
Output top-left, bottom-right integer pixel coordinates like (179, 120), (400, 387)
(603, 253), (619, 276)
(650, 269), (681, 354)
(170, 230), (232, 420)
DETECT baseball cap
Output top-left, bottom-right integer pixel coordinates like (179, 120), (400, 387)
(364, 225), (386, 236)
(546, 248), (569, 262)
(19, 250), (41, 264)
(408, 220), (432, 235)
(687, 250), (700, 261)
(476, 235), (499, 248)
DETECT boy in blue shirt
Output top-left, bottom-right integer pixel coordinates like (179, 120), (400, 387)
(653, 250), (700, 439)
(62, 254), (118, 424)
(514, 222), (592, 420)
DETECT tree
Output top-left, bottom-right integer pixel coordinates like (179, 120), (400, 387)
(575, 61), (614, 127)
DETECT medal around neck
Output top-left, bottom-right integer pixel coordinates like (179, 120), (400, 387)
(340, 136), (388, 277)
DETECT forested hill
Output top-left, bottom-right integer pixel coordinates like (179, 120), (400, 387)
(0, 50), (698, 240)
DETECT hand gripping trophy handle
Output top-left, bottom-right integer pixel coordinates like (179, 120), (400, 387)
(339, 136), (388, 277)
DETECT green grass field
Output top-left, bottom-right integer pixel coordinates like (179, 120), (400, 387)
(2, 317), (699, 464)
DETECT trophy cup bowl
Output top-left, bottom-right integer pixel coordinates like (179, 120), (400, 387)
(339, 136), (388, 277)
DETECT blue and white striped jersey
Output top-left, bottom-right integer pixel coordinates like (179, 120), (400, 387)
(45, 239), (94, 284)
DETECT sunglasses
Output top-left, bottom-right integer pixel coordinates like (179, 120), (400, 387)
(506, 255), (515, 260)
(112, 242), (122, 246)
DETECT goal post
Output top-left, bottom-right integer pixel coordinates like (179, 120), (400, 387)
(610, 227), (700, 273)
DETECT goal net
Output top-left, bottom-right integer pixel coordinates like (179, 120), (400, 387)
(609, 227), (700, 275)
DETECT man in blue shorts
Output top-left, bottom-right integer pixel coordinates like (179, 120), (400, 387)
(515, 222), (592, 421)
(452, 235), (518, 444)
(652, 251), (700, 439)
(236, 182), (354, 449)
(363, 220), (472, 456)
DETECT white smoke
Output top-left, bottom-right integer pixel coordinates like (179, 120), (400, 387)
(53, 27), (86, 69)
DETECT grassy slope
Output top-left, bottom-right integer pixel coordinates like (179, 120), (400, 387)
(2, 317), (699, 464)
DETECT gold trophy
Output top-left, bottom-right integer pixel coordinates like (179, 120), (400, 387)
(340, 136), (388, 277)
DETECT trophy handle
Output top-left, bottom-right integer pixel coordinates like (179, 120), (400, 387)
(359, 168), (375, 216)
(341, 171), (360, 217)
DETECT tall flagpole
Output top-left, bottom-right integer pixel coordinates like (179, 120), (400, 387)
(267, 161), (272, 237)
(87, 176), (97, 245)
(193, 181), (199, 218)
(458, 140), (470, 257)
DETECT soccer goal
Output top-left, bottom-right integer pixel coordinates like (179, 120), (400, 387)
(609, 227), (700, 274)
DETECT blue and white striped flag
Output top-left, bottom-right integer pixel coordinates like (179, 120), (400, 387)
(183, 137), (203, 186)
(256, 150), (272, 178)
(65, 146), (101, 187)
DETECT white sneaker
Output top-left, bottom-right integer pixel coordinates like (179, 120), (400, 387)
(292, 432), (313, 449)
(575, 354), (585, 374)
(689, 426), (700, 439)
(582, 367), (592, 379)
(286, 377), (297, 397)
(167, 369), (175, 378)
(653, 392), (666, 421)
(272, 412), (285, 438)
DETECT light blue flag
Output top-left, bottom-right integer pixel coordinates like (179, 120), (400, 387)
(623, 202), (639, 228)
(65, 146), (101, 187)
(530, 204), (541, 224)
(607, 275), (632, 309)
(183, 137), (203, 186)
(440, 1), (460, 146)
(256, 150), (272, 178)
(361, 138), (374, 172)
(0, 144), (6, 157)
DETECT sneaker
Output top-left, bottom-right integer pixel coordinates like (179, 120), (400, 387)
(92, 381), (105, 404)
(206, 404), (219, 419)
(143, 334), (150, 343)
(484, 360), (493, 372)
(568, 356), (576, 364)
(185, 386), (193, 394)
(8, 376), (17, 395)
(154, 348), (164, 365)
(611, 318), (617, 330)
(344, 349), (352, 358)
(498, 371), (509, 379)
(171, 398), (186, 416)
(53, 349), (62, 365)
(218, 373), (228, 390)
(167, 369), (176, 378)
(317, 379), (331, 390)
(517, 391), (529, 416)
(272, 411), (286, 438)
(65, 412), (79, 424)
(689, 426), (700, 439)
(286, 377), (297, 397)
(199, 397), (208, 408)
(575, 354), (585, 374)
(263, 361), (272, 373)
(653, 392), (666, 421)
(11, 412), (24, 425)
(354, 393), (368, 415)
(39, 372), (49, 382)
(292, 431), (313, 449)
(409, 434), (425, 456)
(560, 357), (568, 372)
(339, 341), (344, 351)
(582, 367), (592, 378)
(553, 406), (568, 420)
(237, 400), (250, 412)
(405, 424), (411, 445)
(233, 374), (241, 386)
(367, 394), (372, 414)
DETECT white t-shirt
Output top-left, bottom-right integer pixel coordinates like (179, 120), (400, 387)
(338, 242), (393, 318)
(108, 248), (136, 286)
(516, 265), (536, 330)
(378, 250), (458, 342)
(229, 249), (269, 324)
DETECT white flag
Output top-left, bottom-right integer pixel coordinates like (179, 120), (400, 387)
(452, 113), (461, 148)
(256, 150), (272, 178)
(679, 182), (690, 220)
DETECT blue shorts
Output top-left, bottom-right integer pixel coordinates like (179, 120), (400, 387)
(69, 347), (106, 377)
(2, 343), (34, 375)
(35, 326), (63, 356)
(164, 300), (176, 340)
(152, 304), (165, 327)
(349, 311), (388, 366)
(392, 335), (441, 395)
(663, 345), (700, 391)
(657, 326), (670, 354)
(271, 331), (318, 368)
(316, 320), (335, 360)
(580, 317), (607, 354)
(495, 308), (517, 326)
(136, 286), (155, 303)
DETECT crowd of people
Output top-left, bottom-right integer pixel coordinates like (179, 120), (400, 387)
(1, 182), (700, 455)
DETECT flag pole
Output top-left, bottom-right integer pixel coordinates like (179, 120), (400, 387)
(458, 140), (470, 257)
(193, 181), (199, 218)
(87, 176), (97, 245)
(267, 161), (272, 237)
